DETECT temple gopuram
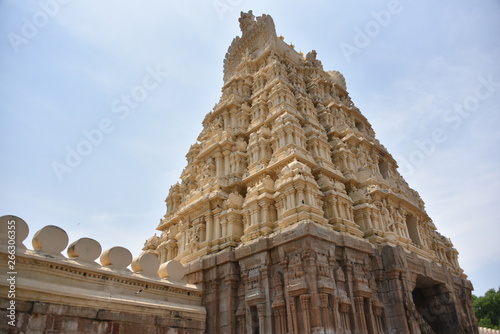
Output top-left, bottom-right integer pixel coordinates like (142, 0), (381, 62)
(142, 11), (478, 334)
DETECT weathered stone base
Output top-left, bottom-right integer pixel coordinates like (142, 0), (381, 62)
(184, 221), (478, 334)
(0, 299), (205, 334)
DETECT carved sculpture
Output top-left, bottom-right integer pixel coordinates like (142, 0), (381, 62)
(143, 11), (477, 334)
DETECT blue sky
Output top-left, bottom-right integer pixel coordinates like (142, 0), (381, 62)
(1, 1), (499, 296)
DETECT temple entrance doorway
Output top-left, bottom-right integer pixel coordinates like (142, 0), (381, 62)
(411, 277), (458, 334)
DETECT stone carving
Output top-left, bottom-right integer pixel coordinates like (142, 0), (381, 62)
(0, 215), (29, 249)
(131, 252), (160, 277)
(141, 11), (477, 334)
(239, 10), (256, 35)
(67, 237), (102, 263)
(100, 246), (133, 270)
(157, 259), (185, 281)
(306, 50), (323, 68)
(32, 225), (69, 257)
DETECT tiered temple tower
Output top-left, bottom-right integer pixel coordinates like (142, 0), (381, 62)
(144, 11), (477, 334)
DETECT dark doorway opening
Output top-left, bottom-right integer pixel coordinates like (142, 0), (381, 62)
(250, 305), (260, 334)
(412, 280), (458, 334)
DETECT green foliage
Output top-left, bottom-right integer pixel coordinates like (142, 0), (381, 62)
(473, 287), (500, 330)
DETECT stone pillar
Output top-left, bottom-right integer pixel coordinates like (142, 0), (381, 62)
(278, 307), (287, 334)
(214, 209), (222, 240)
(243, 211), (251, 232)
(300, 294), (311, 333)
(382, 246), (410, 333)
(262, 202), (269, 222)
(223, 149), (231, 176)
(207, 280), (220, 333)
(366, 212), (373, 230)
(354, 296), (368, 334)
(372, 302), (384, 334)
(339, 302), (351, 333)
(331, 197), (339, 218)
(260, 266), (273, 332)
(206, 214), (214, 242)
(223, 113), (230, 131)
(257, 303), (266, 333)
(304, 253), (321, 328)
(290, 297), (299, 334)
(215, 151), (224, 177)
(273, 308), (281, 334)
(384, 268), (409, 332)
(281, 261), (295, 334)
(236, 314), (245, 333)
(319, 293), (333, 333)
(259, 142), (266, 161)
(224, 275), (239, 334)
(342, 261), (358, 333)
(199, 223), (206, 243)
(296, 184), (305, 205)
(365, 298), (377, 334)
(332, 295), (342, 333)
(335, 201), (343, 219)
(221, 217), (228, 238)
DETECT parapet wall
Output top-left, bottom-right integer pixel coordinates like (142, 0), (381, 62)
(479, 328), (500, 334)
(0, 215), (205, 334)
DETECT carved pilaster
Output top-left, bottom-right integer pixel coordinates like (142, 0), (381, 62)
(332, 295), (342, 334)
(300, 294), (311, 333)
(257, 303), (266, 333)
(355, 296), (368, 334)
(319, 293), (333, 332)
(289, 297), (299, 334)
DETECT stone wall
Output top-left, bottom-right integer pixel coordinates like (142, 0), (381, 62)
(184, 221), (477, 334)
(0, 215), (205, 334)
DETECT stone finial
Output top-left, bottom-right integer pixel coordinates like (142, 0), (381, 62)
(158, 260), (185, 281)
(328, 70), (347, 91)
(239, 10), (256, 35)
(67, 237), (102, 264)
(32, 225), (69, 256)
(100, 247), (133, 270)
(306, 50), (323, 68)
(131, 252), (160, 277)
(0, 215), (29, 250)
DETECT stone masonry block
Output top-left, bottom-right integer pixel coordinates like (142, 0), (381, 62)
(32, 301), (48, 314)
(97, 310), (154, 324)
(0, 298), (33, 313)
(46, 303), (98, 319)
(26, 314), (49, 330)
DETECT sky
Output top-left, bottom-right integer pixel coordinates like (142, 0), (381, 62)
(1, 0), (499, 296)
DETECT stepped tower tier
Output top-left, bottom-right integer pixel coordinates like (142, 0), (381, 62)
(144, 11), (477, 334)
(145, 11), (456, 271)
